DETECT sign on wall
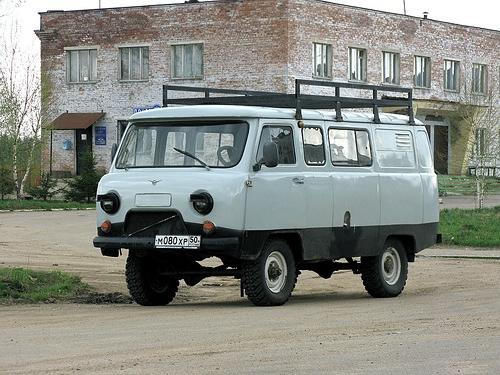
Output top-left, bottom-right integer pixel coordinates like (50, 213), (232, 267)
(133, 103), (161, 114)
(95, 126), (107, 146)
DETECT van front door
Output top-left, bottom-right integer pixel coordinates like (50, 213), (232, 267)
(244, 123), (306, 257)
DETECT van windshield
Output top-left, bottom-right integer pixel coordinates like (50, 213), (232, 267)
(116, 121), (249, 169)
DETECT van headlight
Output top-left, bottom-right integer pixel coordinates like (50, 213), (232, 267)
(190, 192), (213, 215)
(98, 193), (120, 214)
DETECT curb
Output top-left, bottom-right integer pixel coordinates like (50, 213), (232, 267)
(0, 208), (95, 214)
(417, 254), (500, 260)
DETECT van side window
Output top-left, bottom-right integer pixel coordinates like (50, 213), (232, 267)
(375, 129), (415, 168)
(302, 127), (325, 165)
(257, 126), (296, 164)
(328, 128), (372, 166)
(415, 130), (433, 169)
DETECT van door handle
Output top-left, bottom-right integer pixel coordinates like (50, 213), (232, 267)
(292, 177), (305, 184)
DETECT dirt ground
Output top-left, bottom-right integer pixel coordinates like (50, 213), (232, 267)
(0, 210), (499, 374)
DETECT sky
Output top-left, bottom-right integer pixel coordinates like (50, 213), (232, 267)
(1, 0), (499, 65)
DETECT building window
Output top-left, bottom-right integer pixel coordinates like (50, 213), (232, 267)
(172, 43), (203, 79)
(382, 51), (400, 85)
(66, 49), (97, 83)
(349, 47), (367, 81)
(414, 55), (431, 88)
(444, 60), (460, 91)
(313, 43), (332, 78)
(475, 128), (486, 156)
(472, 63), (487, 94)
(119, 47), (149, 81)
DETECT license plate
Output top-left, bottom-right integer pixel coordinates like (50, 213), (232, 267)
(155, 235), (201, 249)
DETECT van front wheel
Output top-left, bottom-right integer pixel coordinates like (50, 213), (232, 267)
(361, 239), (408, 298)
(242, 240), (297, 306)
(126, 254), (179, 306)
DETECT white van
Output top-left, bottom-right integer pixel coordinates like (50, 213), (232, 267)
(94, 80), (439, 306)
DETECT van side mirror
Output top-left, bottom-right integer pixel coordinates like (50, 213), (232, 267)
(111, 143), (118, 162)
(253, 142), (279, 172)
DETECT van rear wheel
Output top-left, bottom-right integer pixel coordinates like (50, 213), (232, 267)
(242, 240), (297, 306)
(126, 254), (179, 306)
(361, 239), (408, 298)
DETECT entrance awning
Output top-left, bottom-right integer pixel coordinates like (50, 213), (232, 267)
(51, 112), (105, 130)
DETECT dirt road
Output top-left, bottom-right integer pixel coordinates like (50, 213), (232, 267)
(0, 211), (499, 374)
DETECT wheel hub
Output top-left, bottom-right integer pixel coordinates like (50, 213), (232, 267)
(267, 261), (283, 281)
(265, 251), (288, 293)
(381, 247), (401, 286)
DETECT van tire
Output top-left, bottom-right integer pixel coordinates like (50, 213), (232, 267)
(126, 254), (179, 306)
(242, 239), (297, 306)
(361, 239), (408, 298)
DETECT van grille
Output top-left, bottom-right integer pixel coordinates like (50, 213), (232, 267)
(124, 212), (187, 237)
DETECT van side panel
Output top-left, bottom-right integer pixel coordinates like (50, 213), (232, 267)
(330, 171), (380, 258)
(375, 129), (423, 225)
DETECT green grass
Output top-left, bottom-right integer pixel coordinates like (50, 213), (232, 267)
(438, 175), (500, 196)
(0, 199), (95, 211)
(0, 267), (90, 304)
(439, 206), (500, 247)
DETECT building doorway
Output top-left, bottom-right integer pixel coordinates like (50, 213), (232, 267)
(76, 127), (93, 175)
(425, 116), (450, 175)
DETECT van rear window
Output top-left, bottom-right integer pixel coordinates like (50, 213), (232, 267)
(328, 128), (372, 167)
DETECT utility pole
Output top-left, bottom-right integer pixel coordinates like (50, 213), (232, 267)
(403, 0), (407, 15)
(99, 0), (101, 9)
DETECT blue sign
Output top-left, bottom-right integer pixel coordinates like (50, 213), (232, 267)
(95, 126), (106, 146)
(133, 103), (161, 114)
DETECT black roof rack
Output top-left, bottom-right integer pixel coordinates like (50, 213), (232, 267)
(163, 79), (415, 125)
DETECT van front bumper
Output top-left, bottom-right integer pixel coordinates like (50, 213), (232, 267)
(93, 235), (241, 254)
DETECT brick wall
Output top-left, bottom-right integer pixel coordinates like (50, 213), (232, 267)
(38, 0), (499, 174)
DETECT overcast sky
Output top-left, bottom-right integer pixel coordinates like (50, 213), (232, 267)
(1, 0), (499, 59)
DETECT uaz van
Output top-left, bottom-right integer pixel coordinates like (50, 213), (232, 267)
(93, 80), (439, 306)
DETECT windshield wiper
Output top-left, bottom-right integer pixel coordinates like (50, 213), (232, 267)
(173, 147), (211, 171)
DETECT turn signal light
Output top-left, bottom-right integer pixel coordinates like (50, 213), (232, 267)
(202, 220), (216, 235)
(100, 220), (112, 234)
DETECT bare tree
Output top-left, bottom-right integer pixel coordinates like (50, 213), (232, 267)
(457, 84), (499, 208)
(0, 23), (53, 198)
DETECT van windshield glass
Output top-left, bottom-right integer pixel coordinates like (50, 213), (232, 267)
(116, 121), (249, 169)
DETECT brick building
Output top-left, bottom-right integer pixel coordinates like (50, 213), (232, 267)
(36, 0), (499, 176)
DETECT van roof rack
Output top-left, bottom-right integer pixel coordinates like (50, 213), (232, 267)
(163, 79), (415, 125)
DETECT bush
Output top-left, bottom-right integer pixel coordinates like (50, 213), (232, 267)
(0, 168), (15, 200)
(65, 152), (103, 203)
(28, 172), (57, 201)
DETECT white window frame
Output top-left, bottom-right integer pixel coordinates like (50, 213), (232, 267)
(171, 43), (204, 80)
(382, 51), (400, 85)
(472, 63), (488, 94)
(65, 47), (98, 83)
(313, 42), (332, 79)
(443, 59), (460, 92)
(349, 47), (367, 82)
(414, 55), (431, 88)
(119, 46), (149, 81)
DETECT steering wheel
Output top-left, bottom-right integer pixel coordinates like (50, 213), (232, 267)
(217, 146), (235, 166)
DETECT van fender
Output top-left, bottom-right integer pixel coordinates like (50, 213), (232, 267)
(241, 230), (304, 262)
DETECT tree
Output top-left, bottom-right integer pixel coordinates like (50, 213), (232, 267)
(0, 23), (53, 199)
(65, 152), (103, 203)
(457, 85), (499, 208)
(28, 172), (57, 201)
